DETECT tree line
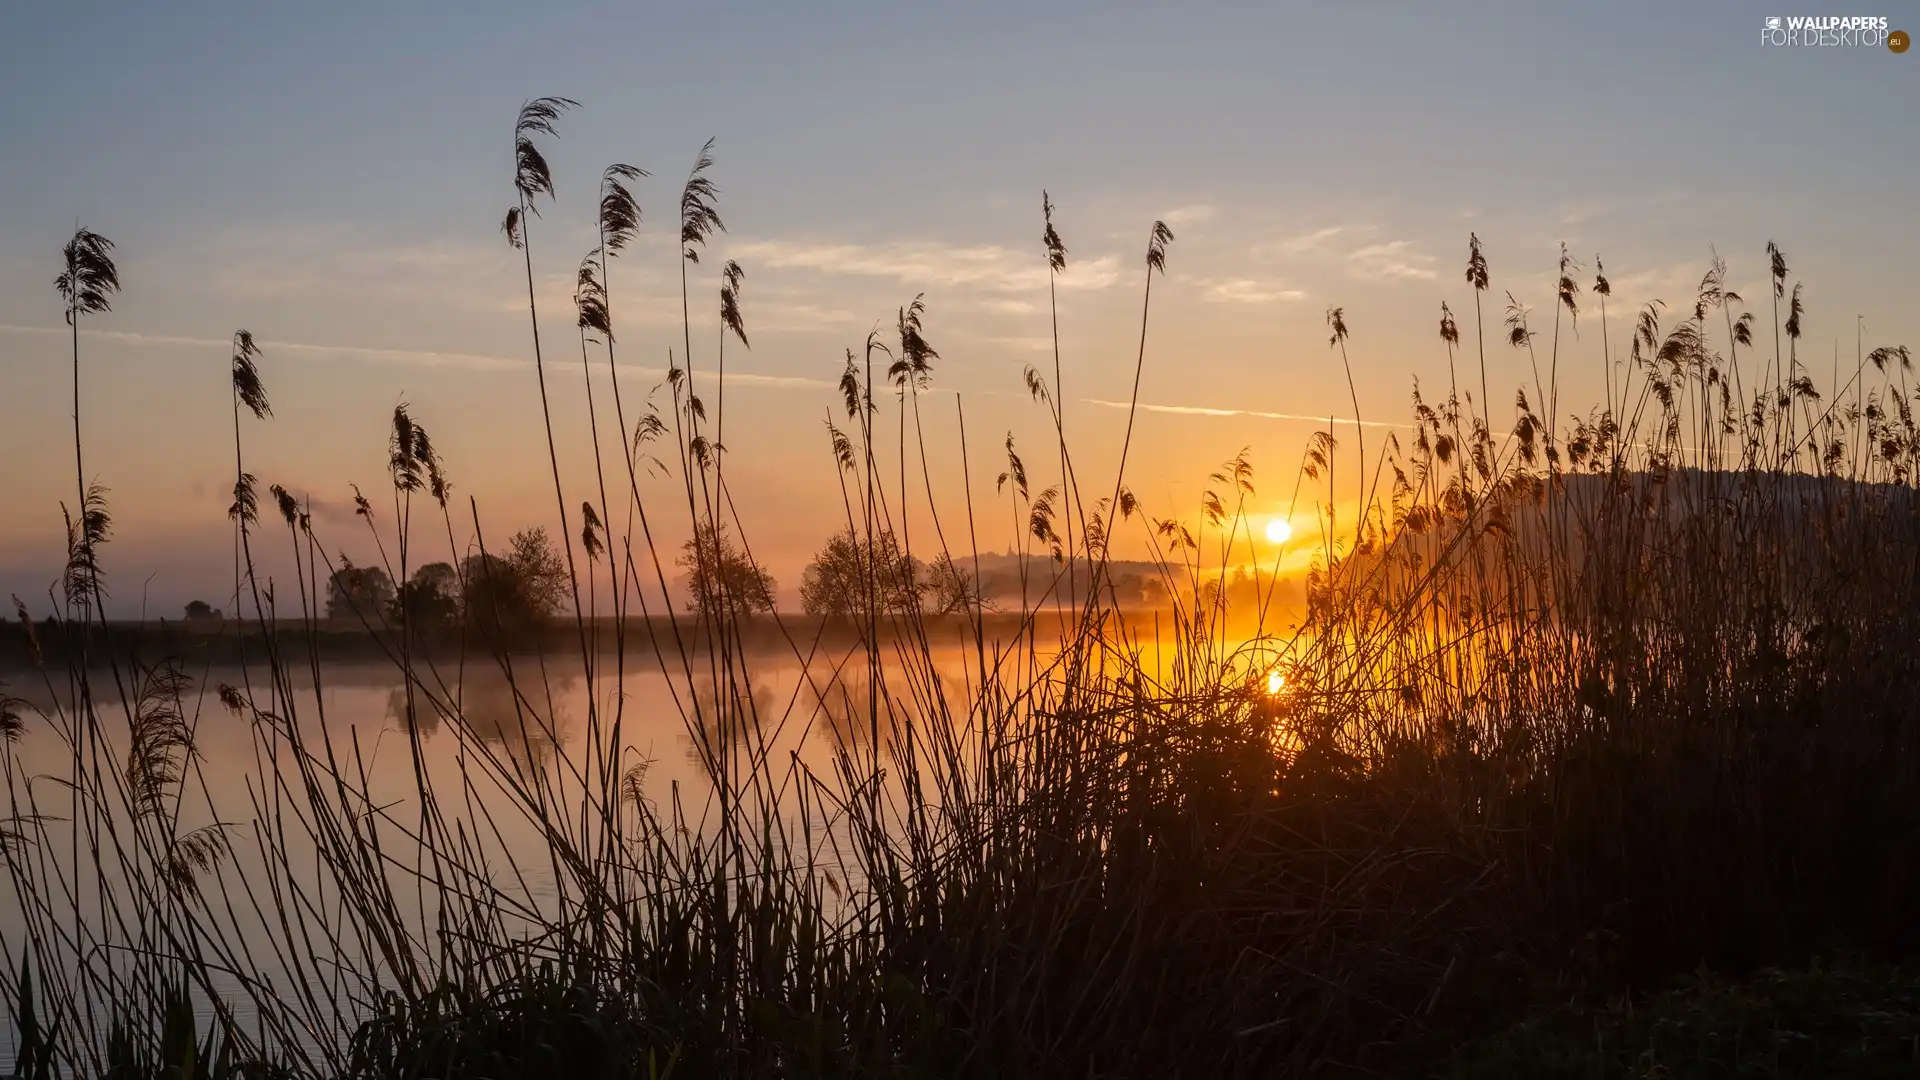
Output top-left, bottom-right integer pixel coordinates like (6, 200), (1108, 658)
(185, 525), (1165, 631)
(303, 524), (994, 628)
(676, 525), (987, 620)
(319, 525), (570, 643)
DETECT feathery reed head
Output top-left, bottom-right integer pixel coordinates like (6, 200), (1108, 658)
(1557, 242), (1582, 325)
(1636, 301), (1664, 355)
(888, 295), (937, 389)
(1023, 365), (1050, 405)
(580, 501), (604, 562)
(388, 404), (424, 493)
(826, 419), (857, 473)
(1326, 306), (1350, 346)
(1504, 293), (1532, 348)
(720, 259), (748, 348)
(620, 759), (652, 810)
(1693, 255), (1728, 321)
(0, 684), (23, 743)
(839, 352), (863, 420)
(1465, 232), (1489, 291)
(1593, 255), (1610, 298)
(1439, 301), (1460, 346)
(62, 483), (112, 610)
(511, 96), (578, 207)
(576, 252), (612, 338)
(165, 824), (234, 900)
(598, 163), (649, 254)
(1145, 221), (1174, 273)
(231, 330), (270, 420)
(998, 432), (1028, 498)
(57, 227), (120, 322)
(1868, 345), (1912, 373)
(412, 426), (450, 507)
(269, 484), (300, 528)
(680, 138), (725, 263)
(125, 661), (195, 821)
(1042, 191), (1067, 272)
(633, 407), (667, 449)
(229, 473), (259, 528)
(1786, 282), (1804, 340)
(1767, 240), (1789, 297)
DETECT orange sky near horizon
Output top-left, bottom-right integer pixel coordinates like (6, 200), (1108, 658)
(2, 3), (1913, 616)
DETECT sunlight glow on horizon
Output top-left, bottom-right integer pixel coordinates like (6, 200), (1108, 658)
(0, 3), (1912, 616)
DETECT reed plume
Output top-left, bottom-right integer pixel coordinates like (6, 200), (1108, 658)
(502, 97), (592, 668)
(56, 227), (121, 618)
(227, 330), (270, 629)
(587, 160), (651, 722)
(1594, 255), (1617, 422)
(62, 483), (111, 613)
(677, 139), (725, 411)
(1327, 306), (1365, 519)
(1041, 191), (1084, 605)
(1549, 242), (1581, 453)
(1096, 221), (1172, 607)
(1465, 233), (1492, 428)
(716, 258), (748, 500)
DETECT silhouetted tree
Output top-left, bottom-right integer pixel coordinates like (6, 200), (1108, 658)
(389, 562), (459, 629)
(924, 553), (991, 615)
(459, 527), (568, 645)
(676, 523), (776, 619)
(505, 527), (567, 618)
(325, 564), (395, 623)
(182, 600), (222, 622)
(800, 530), (924, 619)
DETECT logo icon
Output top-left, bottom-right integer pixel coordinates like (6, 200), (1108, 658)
(1766, 16), (1782, 29)
(1892, 29), (1911, 52)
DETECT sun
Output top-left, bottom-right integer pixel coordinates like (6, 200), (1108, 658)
(1264, 518), (1292, 544)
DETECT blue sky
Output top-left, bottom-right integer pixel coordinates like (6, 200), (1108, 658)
(1, 1), (1914, 613)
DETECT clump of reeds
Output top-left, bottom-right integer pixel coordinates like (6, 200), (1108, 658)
(8, 99), (1920, 1080)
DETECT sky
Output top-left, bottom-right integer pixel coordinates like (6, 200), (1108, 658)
(1, 1), (1915, 616)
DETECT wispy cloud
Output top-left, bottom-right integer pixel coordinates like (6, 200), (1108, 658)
(1347, 240), (1437, 282)
(1558, 199), (1613, 226)
(980, 335), (1054, 353)
(748, 301), (868, 333)
(202, 225), (528, 314)
(729, 238), (1122, 294)
(1080, 397), (1410, 430)
(0, 323), (839, 392)
(1271, 225), (1348, 255)
(0, 324), (527, 371)
(1198, 277), (1308, 305)
(1161, 203), (1217, 226)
